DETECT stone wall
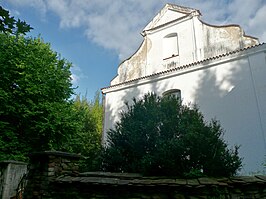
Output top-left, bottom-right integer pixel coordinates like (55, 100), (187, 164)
(0, 161), (27, 199)
(23, 151), (82, 199)
(23, 151), (266, 199)
(53, 173), (266, 199)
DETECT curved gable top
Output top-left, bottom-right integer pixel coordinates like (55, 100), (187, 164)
(143, 3), (200, 33)
(109, 3), (259, 87)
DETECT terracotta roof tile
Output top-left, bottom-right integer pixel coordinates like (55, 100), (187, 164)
(102, 43), (265, 91)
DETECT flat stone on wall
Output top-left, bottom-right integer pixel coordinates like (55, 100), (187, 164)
(23, 151), (266, 199)
(23, 151), (82, 199)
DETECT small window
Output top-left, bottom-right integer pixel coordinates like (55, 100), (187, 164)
(162, 89), (181, 100)
(163, 33), (179, 60)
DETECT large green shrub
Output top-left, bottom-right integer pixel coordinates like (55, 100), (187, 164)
(0, 7), (104, 164)
(65, 92), (103, 171)
(102, 93), (242, 177)
(0, 33), (76, 161)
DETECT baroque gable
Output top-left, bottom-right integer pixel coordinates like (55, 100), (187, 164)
(111, 4), (258, 86)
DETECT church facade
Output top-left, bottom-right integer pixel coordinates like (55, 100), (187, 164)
(101, 4), (266, 174)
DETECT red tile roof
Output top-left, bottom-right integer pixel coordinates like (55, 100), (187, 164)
(102, 43), (265, 91)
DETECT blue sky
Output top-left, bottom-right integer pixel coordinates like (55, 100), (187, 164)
(2, 0), (266, 100)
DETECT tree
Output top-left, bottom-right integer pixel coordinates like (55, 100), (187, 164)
(0, 6), (32, 35)
(0, 33), (75, 161)
(63, 92), (103, 171)
(102, 93), (242, 177)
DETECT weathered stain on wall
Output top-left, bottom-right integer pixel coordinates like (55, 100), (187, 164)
(110, 4), (259, 85)
(112, 37), (149, 85)
(202, 22), (258, 58)
(102, 3), (266, 174)
(102, 43), (266, 173)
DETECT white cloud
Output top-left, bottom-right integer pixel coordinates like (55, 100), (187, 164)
(6, 0), (266, 59)
(7, 9), (20, 18)
(71, 65), (81, 72)
(70, 73), (79, 85)
(7, 0), (47, 16)
(70, 64), (87, 85)
(49, 0), (165, 59)
(221, 0), (266, 41)
(247, 4), (266, 42)
(46, 0), (88, 28)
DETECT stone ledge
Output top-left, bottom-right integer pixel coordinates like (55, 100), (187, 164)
(29, 151), (83, 159)
(55, 173), (266, 188)
(0, 160), (28, 165)
(80, 172), (143, 178)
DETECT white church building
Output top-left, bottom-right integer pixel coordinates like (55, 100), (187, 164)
(101, 4), (266, 174)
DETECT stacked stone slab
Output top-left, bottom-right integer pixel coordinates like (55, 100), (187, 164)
(23, 151), (82, 199)
(22, 151), (266, 199)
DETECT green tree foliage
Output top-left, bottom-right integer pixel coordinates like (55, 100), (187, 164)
(64, 92), (103, 171)
(102, 93), (242, 177)
(0, 33), (75, 161)
(0, 8), (103, 165)
(0, 6), (32, 35)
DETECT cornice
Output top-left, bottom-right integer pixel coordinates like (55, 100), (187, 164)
(102, 43), (266, 94)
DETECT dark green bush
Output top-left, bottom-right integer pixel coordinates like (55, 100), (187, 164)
(102, 93), (241, 177)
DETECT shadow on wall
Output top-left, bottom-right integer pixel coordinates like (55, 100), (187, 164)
(118, 77), (173, 111)
(193, 58), (266, 174)
(104, 54), (266, 174)
(103, 85), (142, 143)
(104, 79), (172, 143)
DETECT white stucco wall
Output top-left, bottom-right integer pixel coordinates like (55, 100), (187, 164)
(111, 8), (258, 85)
(102, 4), (264, 174)
(102, 45), (266, 174)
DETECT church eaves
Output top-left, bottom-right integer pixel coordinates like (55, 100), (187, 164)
(101, 43), (265, 91)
